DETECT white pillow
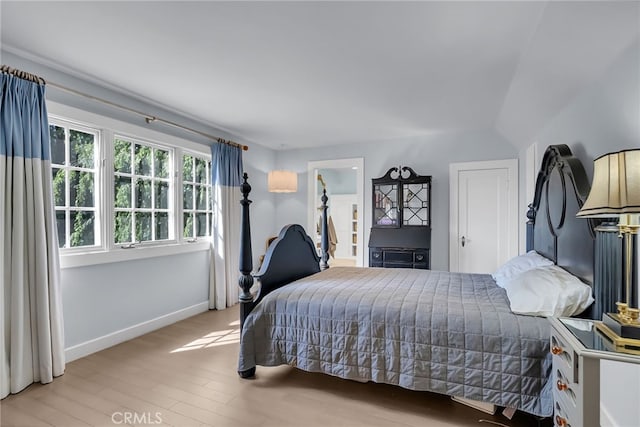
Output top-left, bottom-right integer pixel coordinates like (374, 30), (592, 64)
(502, 265), (594, 317)
(492, 251), (554, 288)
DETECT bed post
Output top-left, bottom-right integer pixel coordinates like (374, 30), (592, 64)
(526, 203), (536, 252)
(238, 173), (254, 331)
(320, 188), (330, 270)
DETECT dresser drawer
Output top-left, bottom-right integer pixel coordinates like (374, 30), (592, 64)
(384, 262), (412, 268)
(551, 329), (577, 384)
(554, 400), (575, 427)
(553, 368), (579, 422)
(384, 250), (413, 263)
(369, 247), (430, 269)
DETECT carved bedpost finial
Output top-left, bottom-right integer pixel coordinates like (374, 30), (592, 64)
(526, 203), (536, 224)
(239, 173), (254, 329)
(320, 188), (330, 270)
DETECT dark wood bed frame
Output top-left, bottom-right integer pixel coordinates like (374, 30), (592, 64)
(237, 144), (597, 377)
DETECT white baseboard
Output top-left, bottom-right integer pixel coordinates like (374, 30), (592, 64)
(65, 301), (209, 362)
(601, 403), (618, 427)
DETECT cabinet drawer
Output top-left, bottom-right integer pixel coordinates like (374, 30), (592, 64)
(370, 251), (383, 261)
(553, 368), (579, 418)
(384, 251), (413, 263)
(384, 261), (413, 269)
(414, 251), (428, 263)
(550, 329), (577, 384)
(554, 400), (575, 427)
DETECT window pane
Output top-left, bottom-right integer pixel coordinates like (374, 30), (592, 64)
(114, 211), (132, 244)
(49, 125), (66, 165)
(154, 149), (169, 178)
(155, 181), (169, 209)
(56, 210), (66, 248)
(195, 158), (207, 183)
(196, 212), (208, 237)
(183, 213), (194, 238)
(196, 185), (207, 210)
(69, 130), (94, 168)
(135, 212), (152, 242)
(183, 184), (193, 210)
(70, 171), (94, 207)
(155, 212), (169, 240)
(135, 144), (152, 176)
(52, 167), (66, 207)
(70, 210), (95, 247)
(183, 155), (194, 181)
(135, 178), (152, 208)
(114, 139), (132, 173)
(114, 176), (132, 208)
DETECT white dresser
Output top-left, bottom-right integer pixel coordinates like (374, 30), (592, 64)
(549, 317), (640, 427)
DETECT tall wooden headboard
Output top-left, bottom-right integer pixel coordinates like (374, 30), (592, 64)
(526, 144), (596, 289)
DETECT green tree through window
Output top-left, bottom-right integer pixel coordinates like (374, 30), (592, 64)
(183, 153), (212, 239)
(113, 137), (172, 244)
(50, 122), (98, 248)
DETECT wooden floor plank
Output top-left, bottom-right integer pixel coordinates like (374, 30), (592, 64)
(0, 402), (53, 427)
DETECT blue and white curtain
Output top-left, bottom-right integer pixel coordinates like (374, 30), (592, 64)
(1, 71), (65, 398)
(210, 143), (243, 310)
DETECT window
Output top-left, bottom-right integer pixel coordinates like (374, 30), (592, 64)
(182, 153), (212, 239)
(49, 120), (100, 249)
(47, 102), (214, 267)
(113, 137), (172, 245)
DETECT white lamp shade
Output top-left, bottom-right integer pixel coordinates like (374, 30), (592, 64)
(577, 149), (640, 218)
(268, 170), (298, 193)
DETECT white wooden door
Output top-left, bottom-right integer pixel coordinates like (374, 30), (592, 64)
(449, 159), (518, 273)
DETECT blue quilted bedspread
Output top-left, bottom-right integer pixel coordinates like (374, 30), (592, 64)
(239, 267), (552, 417)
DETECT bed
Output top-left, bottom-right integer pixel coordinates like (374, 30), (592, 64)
(236, 144), (596, 418)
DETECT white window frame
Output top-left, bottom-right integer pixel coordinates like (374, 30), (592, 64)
(180, 151), (213, 242)
(47, 102), (212, 269)
(111, 134), (176, 247)
(49, 116), (104, 254)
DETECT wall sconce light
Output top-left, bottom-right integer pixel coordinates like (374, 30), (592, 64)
(268, 170), (298, 193)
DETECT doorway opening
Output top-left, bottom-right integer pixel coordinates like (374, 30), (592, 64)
(307, 158), (364, 267)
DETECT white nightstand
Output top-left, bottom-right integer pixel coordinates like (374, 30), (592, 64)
(549, 317), (640, 427)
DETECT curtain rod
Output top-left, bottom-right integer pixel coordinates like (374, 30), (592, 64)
(1, 64), (46, 85)
(1, 64), (248, 151)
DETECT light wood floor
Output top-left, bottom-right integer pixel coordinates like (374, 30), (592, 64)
(1, 306), (549, 427)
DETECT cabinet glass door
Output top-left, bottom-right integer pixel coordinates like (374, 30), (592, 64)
(403, 183), (429, 226)
(373, 183), (399, 227)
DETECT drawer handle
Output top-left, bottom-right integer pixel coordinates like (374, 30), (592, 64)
(373, 253), (380, 259)
(556, 380), (568, 391)
(555, 415), (568, 427)
(551, 345), (563, 355)
(416, 255), (424, 261)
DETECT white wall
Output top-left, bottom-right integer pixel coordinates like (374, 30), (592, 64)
(518, 40), (640, 427)
(274, 130), (518, 271)
(62, 251), (209, 350)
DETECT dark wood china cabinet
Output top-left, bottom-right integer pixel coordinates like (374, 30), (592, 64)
(368, 166), (431, 269)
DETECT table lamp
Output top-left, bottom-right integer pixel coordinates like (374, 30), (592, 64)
(576, 149), (640, 342)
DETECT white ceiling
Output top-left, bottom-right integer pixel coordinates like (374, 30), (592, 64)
(1, 1), (638, 150)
